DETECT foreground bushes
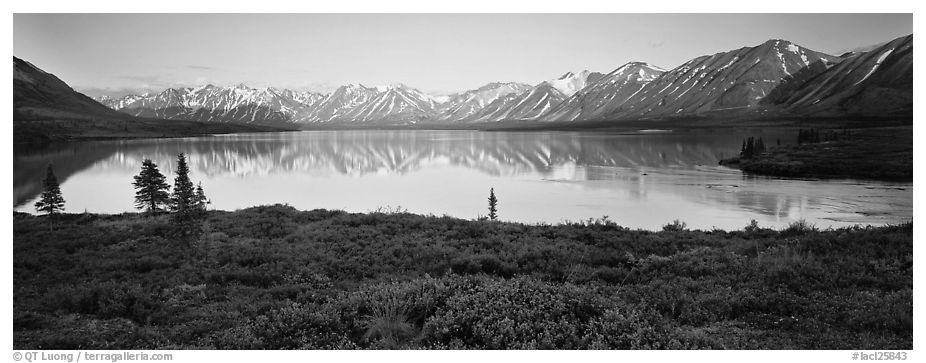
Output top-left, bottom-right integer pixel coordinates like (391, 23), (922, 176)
(13, 207), (913, 349)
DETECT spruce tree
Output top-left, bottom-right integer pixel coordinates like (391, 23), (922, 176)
(194, 182), (209, 212)
(742, 137), (755, 158)
(34, 163), (65, 215)
(132, 159), (170, 212)
(488, 187), (498, 221)
(169, 153), (196, 213)
(169, 153), (203, 243)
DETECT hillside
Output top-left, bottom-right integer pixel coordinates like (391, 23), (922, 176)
(13, 57), (288, 143)
(762, 35), (912, 117)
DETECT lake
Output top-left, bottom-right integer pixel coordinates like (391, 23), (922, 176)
(13, 129), (912, 231)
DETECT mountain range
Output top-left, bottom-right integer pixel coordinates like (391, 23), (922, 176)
(13, 57), (284, 143)
(16, 34), (913, 131)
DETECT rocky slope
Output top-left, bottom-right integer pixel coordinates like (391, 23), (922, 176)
(762, 35), (912, 117)
(600, 39), (835, 119)
(435, 82), (533, 122)
(542, 62), (666, 121)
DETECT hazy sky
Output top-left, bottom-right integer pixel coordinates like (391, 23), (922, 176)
(14, 13), (913, 97)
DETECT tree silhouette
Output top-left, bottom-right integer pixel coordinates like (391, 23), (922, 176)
(169, 153), (196, 213)
(488, 187), (498, 221)
(132, 159), (171, 212)
(169, 153), (204, 243)
(194, 182), (209, 213)
(34, 163), (65, 215)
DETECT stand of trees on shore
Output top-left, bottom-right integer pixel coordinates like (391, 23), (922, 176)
(34, 154), (210, 240)
(720, 126), (912, 180)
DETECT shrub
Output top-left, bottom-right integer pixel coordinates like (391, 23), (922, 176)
(420, 276), (619, 349)
(781, 219), (817, 237)
(250, 303), (356, 349)
(361, 296), (415, 349)
(662, 220), (687, 232)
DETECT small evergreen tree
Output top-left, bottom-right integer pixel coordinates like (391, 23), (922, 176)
(194, 182), (209, 212)
(741, 137), (756, 158)
(169, 153), (196, 213)
(132, 159), (171, 212)
(169, 153), (203, 243)
(487, 188), (498, 221)
(34, 163), (65, 215)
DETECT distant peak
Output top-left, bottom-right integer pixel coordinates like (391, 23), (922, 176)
(377, 83), (410, 92)
(557, 71), (575, 80)
(612, 62), (665, 73)
(192, 84), (217, 93)
(760, 38), (801, 50)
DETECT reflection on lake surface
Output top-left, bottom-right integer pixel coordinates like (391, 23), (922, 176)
(13, 130), (912, 230)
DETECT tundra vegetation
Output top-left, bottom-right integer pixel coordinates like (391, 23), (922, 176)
(13, 205), (912, 349)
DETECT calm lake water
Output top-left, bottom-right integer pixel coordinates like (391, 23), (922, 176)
(13, 130), (912, 230)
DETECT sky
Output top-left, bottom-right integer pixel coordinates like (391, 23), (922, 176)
(13, 13), (913, 97)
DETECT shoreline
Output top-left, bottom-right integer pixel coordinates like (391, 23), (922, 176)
(717, 126), (912, 182)
(16, 116), (912, 143)
(11, 206), (912, 233)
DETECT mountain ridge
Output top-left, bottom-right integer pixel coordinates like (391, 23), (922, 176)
(13, 57), (287, 143)
(87, 34), (912, 127)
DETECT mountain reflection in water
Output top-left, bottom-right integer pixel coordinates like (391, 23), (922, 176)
(13, 130), (911, 230)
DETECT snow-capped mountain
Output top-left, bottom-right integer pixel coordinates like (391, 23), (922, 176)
(99, 84), (325, 125)
(462, 92), (525, 123)
(99, 83), (441, 125)
(547, 70), (605, 96)
(600, 39), (834, 119)
(436, 82), (533, 122)
(90, 35), (912, 126)
(542, 62), (666, 121)
(490, 83), (567, 121)
(296, 84), (379, 123)
(462, 71), (604, 122)
(763, 34), (912, 117)
(336, 83), (438, 124)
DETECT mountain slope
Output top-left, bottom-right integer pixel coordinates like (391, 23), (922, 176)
(436, 82), (533, 122)
(498, 83), (567, 120)
(84, 34), (911, 127)
(463, 92), (526, 123)
(546, 70), (605, 97)
(464, 71), (602, 122)
(337, 84), (438, 124)
(99, 85), (324, 126)
(601, 40), (835, 119)
(297, 84), (379, 123)
(762, 34), (912, 117)
(14, 57), (284, 143)
(466, 83), (566, 122)
(14, 57), (128, 121)
(542, 62), (666, 121)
